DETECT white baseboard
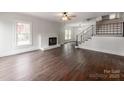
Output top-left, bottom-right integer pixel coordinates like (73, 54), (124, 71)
(0, 47), (39, 57)
(40, 44), (61, 51)
(0, 44), (61, 57)
(79, 46), (124, 56)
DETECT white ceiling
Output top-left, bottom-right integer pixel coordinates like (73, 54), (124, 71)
(21, 12), (113, 23)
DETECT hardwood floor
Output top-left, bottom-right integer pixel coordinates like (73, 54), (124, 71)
(0, 43), (124, 81)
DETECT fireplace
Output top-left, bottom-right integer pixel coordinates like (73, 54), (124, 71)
(49, 37), (57, 46)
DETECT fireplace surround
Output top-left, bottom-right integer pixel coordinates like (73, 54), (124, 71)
(49, 37), (57, 46)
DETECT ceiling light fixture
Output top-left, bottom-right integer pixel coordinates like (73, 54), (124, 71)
(62, 16), (68, 21)
(58, 12), (76, 21)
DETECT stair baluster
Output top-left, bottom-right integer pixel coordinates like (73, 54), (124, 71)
(76, 25), (95, 47)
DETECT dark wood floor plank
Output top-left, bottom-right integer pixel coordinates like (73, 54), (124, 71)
(0, 42), (124, 81)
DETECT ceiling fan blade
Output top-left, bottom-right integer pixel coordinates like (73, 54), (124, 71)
(63, 12), (67, 15)
(57, 12), (76, 21)
(67, 16), (71, 20)
(57, 12), (68, 17)
(68, 15), (76, 17)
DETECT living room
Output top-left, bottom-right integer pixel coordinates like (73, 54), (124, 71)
(0, 0), (124, 92)
(0, 12), (124, 81)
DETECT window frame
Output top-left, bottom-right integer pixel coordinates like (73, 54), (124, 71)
(65, 29), (71, 40)
(15, 21), (33, 48)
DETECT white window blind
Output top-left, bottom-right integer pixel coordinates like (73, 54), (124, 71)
(16, 22), (32, 46)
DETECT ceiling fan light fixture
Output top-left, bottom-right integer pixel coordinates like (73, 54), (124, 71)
(62, 16), (68, 21)
(59, 12), (76, 21)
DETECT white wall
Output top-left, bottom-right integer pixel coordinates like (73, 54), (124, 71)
(0, 13), (61, 57)
(79, 36), (124, 56)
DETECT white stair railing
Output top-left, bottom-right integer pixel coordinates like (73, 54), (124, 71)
(76, 25), (95, 46)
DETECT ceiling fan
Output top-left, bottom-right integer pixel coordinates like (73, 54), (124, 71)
(58, 12), (76, 21)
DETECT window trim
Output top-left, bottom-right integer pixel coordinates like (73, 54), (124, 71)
(65, 29), (71, 40)
(15, 21), (33, 48)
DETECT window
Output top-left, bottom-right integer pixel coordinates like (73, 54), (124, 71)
(16, 22), (32, 46)
(65, 29), (71, 40)
(109, 14), (116, 19)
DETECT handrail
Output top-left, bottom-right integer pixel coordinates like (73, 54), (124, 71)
(78, 25), (94, 35)
(76, 25), (95, 46)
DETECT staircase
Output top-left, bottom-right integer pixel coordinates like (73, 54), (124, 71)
(76, 21), (123, 47)
(75, 22), (124, 56)
(76, 25), (96, 47)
